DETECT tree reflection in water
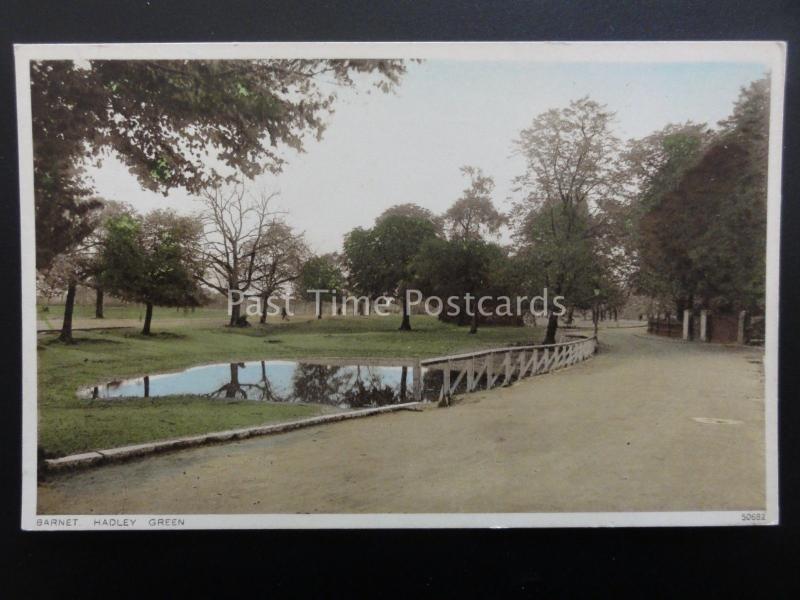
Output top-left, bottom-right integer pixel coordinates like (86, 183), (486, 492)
(292, 364), (408, 408)
(206, 361), (411, 408)
(207, 361), (286, 401)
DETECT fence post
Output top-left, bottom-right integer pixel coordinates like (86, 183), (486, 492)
(737, 310), (748, 344)
(700, 310), (709, 342)
(413, 359), (422, 402)
(683, 309), (691, 340)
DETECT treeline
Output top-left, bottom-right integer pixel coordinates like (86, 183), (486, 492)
(331, 78), (771, 340)
(32, 58), (770, 344)
(32, 59), (409, 342)
(38, 184), (312, 338)
(628, 78), (769, 318)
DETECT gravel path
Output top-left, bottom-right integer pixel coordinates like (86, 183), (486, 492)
(38, 328), (766, 514)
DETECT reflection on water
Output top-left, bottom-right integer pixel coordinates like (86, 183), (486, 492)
(81, 361), (430, 408)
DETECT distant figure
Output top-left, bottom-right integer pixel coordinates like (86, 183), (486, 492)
(281, 307), (289, 321)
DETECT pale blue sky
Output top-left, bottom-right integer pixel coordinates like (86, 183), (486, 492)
(89, 59), (769, 253)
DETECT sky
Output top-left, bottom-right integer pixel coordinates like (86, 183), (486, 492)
(87, 60), (769, 254)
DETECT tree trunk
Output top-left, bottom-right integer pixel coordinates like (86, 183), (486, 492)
(399, 295), (411, 331)
(230, 301), (240, 326)
(58, 281), (77, 343)
(94, 287), (104, 319)
(259, 292), (268, 324)
(456, 301), (468, 326)
(142, 302), (154, 335)
(565, 305), (574, 325)
(542, 312), (558, 345)
(469, 308), (478, 334)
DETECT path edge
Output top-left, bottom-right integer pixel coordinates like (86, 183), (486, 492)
(43, 402), (424, 473)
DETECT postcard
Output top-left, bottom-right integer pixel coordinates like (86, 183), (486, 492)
(16, 41), (785, 529)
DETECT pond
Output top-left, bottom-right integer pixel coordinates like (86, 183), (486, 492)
(80, 360), (440, 408)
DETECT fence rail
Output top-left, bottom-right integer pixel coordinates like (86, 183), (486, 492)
(420, 335), (597, 402)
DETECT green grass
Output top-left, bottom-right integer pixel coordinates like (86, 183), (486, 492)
(38, 313), (542, 457)
(36, 303), (227, 328)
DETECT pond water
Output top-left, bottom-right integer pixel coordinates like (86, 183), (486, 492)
(80, 360), (437, 408)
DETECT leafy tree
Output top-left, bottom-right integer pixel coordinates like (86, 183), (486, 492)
(80, 201), (136, 319)
(639, 142), (766, 313)
(297, 254), (346, 318)
(36, 198), (111, 342)
(414, 167), (508, 334)
(31, 59), (409, 270)
(99, 210), (206, 335)
(624, 122), (713, 314)
(31, 62), (103, 271)
(632, 78), (769, 316)
(414, 237), (507, 333)
(444, 166), (506, 241)
(376, 203), (444, 235)
(511, 97), (624, 344)
(342, 227), (382, 314)
(344, 204), (445, 314)
(343, 214), (439, 330)
(718, 78), (770, 162)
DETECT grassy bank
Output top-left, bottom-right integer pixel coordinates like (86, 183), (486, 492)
(38, 314), (542, 457)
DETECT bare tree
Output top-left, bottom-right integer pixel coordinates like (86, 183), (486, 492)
(253, 221), (311, 324)
(198, 182), (281, 326)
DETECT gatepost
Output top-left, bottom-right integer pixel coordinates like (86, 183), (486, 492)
(683, 309), (691, 340)
(737, 310), (748, 345)
(700, 309), (709, 342)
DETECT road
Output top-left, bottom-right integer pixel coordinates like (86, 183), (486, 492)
(38, 327), (766, 514)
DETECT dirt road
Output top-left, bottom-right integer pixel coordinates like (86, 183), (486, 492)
(38, 328), (766, 514)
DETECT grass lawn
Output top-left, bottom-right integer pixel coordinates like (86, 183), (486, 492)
(36, 303), (227, 329)
(38, 313), (542, 457)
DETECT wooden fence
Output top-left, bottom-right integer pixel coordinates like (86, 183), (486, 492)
(419, 335), (597, 402)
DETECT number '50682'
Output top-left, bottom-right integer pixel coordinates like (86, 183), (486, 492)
(741, 512), (766, 521)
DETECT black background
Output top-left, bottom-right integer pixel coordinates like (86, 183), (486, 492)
(1, 1), (798, 595)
